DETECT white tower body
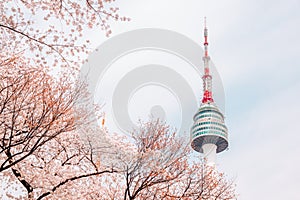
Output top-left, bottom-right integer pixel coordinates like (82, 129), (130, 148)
(202, 143), (217, 165)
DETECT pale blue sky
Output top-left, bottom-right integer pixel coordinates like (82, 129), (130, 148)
(91, 0), (300, 199)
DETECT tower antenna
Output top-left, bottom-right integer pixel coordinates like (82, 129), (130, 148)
(202, 17), (213, 103)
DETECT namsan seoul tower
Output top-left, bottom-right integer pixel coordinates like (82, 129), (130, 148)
(191, 20), (228, 165)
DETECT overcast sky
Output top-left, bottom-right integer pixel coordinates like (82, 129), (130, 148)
(90, 0), (300, 199)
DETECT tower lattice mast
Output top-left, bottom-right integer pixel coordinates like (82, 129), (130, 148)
(202, 18), (214, 103)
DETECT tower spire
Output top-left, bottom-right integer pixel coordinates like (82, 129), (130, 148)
(202, 18), (213, 103)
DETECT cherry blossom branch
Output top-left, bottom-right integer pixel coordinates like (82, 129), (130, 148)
(37, 168), (117, 200)
(0, 24), (72, 64)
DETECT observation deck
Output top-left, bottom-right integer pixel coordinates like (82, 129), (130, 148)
(191, 103), (228, 153)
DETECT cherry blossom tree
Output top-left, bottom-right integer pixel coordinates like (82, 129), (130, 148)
(19, 119), (235, 200)
(0, 56), (80, 171)
(0, 1), (130, 198)
(13, 129), (116, 200)
(0, 0), (129, 70)
(0, 55), (109, 199)
(97, 119), (237, 200)
(1, 94), (236, 199)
